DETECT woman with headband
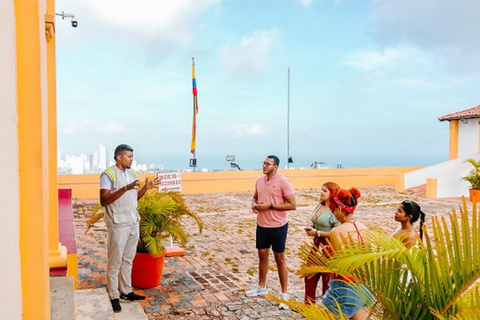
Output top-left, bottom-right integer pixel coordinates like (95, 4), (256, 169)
(303, 182), (341, 304)
(393, 200), (425, 248)
(322, 187), (369, 320)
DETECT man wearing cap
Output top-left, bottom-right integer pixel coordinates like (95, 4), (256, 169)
(100, 144), (159, 313)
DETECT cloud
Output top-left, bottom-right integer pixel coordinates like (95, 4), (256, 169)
(219, 29), (282, 79)
(60, 120), (125, 134)
(369, 0), (480, 72)
(58, 0), (219, 51)
(342, 45), (434, 72)
(298, 0), (314, 7)
(223, 124), (268, 139)
(297, 0), (345, 6)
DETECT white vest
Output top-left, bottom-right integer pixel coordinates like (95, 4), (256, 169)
(102, 165), (139, 226)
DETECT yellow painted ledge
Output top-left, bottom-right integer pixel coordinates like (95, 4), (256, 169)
(49, 244), (68, 268)
(67, 253), (78, 290)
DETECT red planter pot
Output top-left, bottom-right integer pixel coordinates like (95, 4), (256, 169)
(469, 189), (480, 202)
(131, 251), (166, 289)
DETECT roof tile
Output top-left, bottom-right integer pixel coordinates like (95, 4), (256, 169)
(438, 105), (480, 121)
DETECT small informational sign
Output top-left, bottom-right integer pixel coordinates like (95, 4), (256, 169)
(158, 172), (182, 192)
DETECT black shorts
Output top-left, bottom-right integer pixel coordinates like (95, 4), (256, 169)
(256, 223), (288, 253)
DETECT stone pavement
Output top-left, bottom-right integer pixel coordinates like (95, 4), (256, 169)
(73, 186), (465, 319)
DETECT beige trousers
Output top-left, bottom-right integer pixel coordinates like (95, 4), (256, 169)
(107, 223), (139, 299)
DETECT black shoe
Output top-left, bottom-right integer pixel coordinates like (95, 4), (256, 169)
(120, 292), (146, 301)
(111, 299), (121, 313)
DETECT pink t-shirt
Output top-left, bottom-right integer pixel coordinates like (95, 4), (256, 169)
(254, 173), (294, 228)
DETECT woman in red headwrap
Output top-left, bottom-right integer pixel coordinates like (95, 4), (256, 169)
(321, 187), (370, 320)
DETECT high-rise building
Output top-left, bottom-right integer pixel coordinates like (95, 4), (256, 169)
(93, 150), (99, 168)
(66, 154), (85, 174)
(98, 144), (107, 171)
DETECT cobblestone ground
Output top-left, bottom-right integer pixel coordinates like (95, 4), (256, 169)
(73, 186), (464, 319)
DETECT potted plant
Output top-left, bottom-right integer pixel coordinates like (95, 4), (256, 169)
(86, 188), (202, 288)
(462, 158), (480, 202)
(132, 190), (202, 288)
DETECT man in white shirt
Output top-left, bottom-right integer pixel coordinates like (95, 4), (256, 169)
(100, 144), (159, 313)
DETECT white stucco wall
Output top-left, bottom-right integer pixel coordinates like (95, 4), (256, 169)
(0, 0), (23, 318)
(404, 152), (480, 198)
(404, 156), (471, 190)
(458, 119), (479, 157)
(435, 169), (471, 198)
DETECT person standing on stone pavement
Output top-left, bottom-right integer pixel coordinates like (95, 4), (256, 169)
(100, 144), (160, 313)
(303, 181), (341, 304)
(246, 155), (296, 310)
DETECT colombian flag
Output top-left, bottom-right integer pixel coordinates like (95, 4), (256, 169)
(191, 58), (198, 154)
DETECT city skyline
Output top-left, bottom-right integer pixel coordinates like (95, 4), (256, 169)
(55, 1), (479, 170)
(58, 144), (167, 175)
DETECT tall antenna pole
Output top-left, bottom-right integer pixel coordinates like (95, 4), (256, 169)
(287, 67), (290, 169)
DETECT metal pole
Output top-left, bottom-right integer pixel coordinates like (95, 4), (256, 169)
(192, 57), (196, 172)
(287, 67), (290, 169)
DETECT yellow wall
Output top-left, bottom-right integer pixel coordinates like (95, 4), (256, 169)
(59, 166), (420, 199)
(426, 178), (438, 199)
(449, 120), (459, 160)
(478, 119), (480, 153)
(16, 0), (51, 318)
(46, 1), (68, 270)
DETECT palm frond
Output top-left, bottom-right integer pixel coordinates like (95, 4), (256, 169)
(294, 196), (480, 320)
(267, 294), (348, 319)
(85, 185), (202, 257)
(84, 204), (105, 234)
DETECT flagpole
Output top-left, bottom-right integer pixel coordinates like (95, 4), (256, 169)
(287, 67), (290, 169)
(190, 57), (198, 172)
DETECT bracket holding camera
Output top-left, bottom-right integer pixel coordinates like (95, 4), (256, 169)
(56, 11), (78, 28)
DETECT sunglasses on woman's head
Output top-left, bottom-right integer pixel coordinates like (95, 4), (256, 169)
(402, 200), (415, 211)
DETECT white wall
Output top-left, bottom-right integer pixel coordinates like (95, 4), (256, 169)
(403, 152), (480, 198)
(0, 0), (23, 318)
(435, 169), (471, 198)
(404, 156), (473, 190)
(458, 119), (479, 157)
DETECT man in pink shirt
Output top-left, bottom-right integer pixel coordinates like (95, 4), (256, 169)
(246, 155), (296, 310)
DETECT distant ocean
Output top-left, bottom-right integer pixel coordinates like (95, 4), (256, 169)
(139, 153), (447, 172)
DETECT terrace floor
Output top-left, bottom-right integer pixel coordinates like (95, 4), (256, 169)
(73, 185), (465, 319)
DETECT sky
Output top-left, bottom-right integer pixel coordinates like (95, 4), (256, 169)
(55, 0), (480, 171)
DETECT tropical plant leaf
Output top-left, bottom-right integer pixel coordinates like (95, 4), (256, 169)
(267, 293), (348, 319)
(84, 204), (105, 234)
(86, 180), (202, 257)
(294, 197), (480, 320)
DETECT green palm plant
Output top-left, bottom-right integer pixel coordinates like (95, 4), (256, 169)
(462, 158), (480, 190)
(86, 185), (202, 257)
(136, 190), (203, 256)
(277, 198), (480, 319)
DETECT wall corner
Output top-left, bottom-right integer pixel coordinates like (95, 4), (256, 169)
(394, 173), (405, 192)
(449, 120), (459, 160)
(426, 178), (438, 199)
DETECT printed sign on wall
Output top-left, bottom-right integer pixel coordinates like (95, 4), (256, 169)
(158, 172), (182, 192)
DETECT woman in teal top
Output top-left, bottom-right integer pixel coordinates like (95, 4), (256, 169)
(304, 182), (341, 304)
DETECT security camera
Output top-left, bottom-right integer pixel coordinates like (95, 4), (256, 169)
(56, 11), (78, 28)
